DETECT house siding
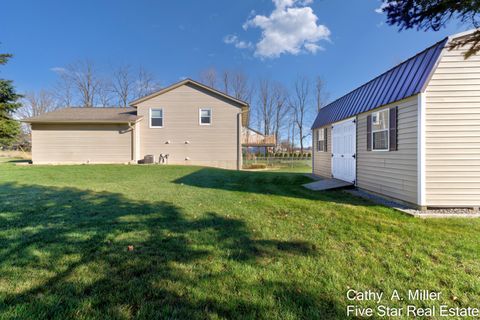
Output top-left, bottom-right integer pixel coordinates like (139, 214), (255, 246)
(31, 123), (132, 164)
(424, 42), (480, 207)
(312, 126), (332, 178)
(135, 83), (241, 169)
(356, 96), (419, 205)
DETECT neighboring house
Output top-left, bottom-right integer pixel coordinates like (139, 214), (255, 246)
(23, 79), (270, 170)
(311, 29), (480, 209)
(242, 127), (276, 147)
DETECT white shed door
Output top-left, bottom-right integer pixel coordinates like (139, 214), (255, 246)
(331, 118), (356, 183)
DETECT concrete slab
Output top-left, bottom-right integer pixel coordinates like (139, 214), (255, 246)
(303, 178), (353, 191)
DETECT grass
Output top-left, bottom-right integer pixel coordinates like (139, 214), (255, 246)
(0, 161), (479, 319)
(243, 158), (311, 173)
(0, 150), (31, 160)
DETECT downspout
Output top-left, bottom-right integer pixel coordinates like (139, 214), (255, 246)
(128, 122), (135, 163)
(128, 118), (143, 163)
(237, 109), (249, 170)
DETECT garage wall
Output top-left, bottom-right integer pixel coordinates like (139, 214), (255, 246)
(356, 96), (419, 205)
(425, 40), (480, 207)
(31, 123), (133, 164)
(135, 83), (241, 170)
(312, 126), (332, 178)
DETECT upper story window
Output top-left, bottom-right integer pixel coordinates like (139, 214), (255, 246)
(317, 128), (325, 152)
(200, 108), (212, 125)
(150, 108), (163, 128)
(372, 109), (389, 151)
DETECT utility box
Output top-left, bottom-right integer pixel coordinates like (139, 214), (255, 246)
(144, 155), (155, 164)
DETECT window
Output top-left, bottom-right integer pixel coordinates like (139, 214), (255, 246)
(317, 128), (325, 152)
(200, 108), (212, 125)
(150, 108), (163, 128)
(372, 109), (389, 151)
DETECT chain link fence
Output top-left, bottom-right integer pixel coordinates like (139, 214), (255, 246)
(242, 155), (312, 171)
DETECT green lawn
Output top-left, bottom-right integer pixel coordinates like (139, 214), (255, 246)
(0, 161), (479, 319)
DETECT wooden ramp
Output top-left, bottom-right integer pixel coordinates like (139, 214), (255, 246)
(303, 178), (353, 191)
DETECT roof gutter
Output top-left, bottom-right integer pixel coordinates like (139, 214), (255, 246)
(22, 116), (144, 125)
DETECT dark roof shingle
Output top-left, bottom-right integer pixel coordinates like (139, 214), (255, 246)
(312, 37), (448, 129)
(23, 107), (140, 123)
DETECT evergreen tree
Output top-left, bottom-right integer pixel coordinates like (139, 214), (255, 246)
(382, 0), (480, 58)
(0, 53), (22, 147)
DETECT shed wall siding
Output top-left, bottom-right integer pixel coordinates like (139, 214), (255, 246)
(135, 83), (240, 169)
(356, 96), (419, 204)
(31, 123), (132, 164)
(425, 43), (480, 207)
(312, 126), (332, 178)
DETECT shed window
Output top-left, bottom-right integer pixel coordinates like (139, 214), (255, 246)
(200, 108), (212, 125)
(150, 108), (163, 128)
(317, 129), (325, 152)
(372, 109), (389, 151)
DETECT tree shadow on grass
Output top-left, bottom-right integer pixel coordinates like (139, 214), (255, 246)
(0, 182), (344, 319)
(174, 167), (376, 207)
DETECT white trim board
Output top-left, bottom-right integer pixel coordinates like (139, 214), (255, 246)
(417, 93), (426, 207)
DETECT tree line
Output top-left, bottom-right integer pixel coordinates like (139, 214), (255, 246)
(3, 0), (480, 149)
(16, 61), (329, 153)
(199, 67), (329, 153)
(18, 59), (161, 119)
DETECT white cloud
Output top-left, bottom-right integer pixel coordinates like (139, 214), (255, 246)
(50, 67), (67, 73)
(223, 34), (253, 49)
(243, 0), (330, 58)
(304, 42), (322, 53)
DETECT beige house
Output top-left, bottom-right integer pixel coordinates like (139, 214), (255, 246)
(24, 79), (258, 170)
(311, 30), (480, 209)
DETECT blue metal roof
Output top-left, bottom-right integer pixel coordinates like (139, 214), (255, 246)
(311, 37), (448, 129)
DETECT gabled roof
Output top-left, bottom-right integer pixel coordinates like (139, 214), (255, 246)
(129, 78), (249, 125)
(311, 37), (448, 129)
(130, 78), (249, 108)
(23, 107), (141, 123)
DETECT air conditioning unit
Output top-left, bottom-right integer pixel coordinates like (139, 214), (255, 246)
(144, 155), (155, 164)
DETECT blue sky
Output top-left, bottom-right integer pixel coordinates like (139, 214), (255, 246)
(0, 0), (465, 103)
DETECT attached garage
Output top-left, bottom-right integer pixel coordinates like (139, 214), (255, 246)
(31, 123), (133, 164)
(24, 107), (141, 164)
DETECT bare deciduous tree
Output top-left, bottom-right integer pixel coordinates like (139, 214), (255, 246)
(112, 65), (134, 107)
(200, 68), (218, 89)
(290, 75), (311, 153)
(18, 90), (58, 132)
(54, 69), (74, 107)
(315, 76), (329, 113)
(97, 78), (113, 107)
(230, 71), (252, 103)
(272, 83), (288, 151)
(136, 67), (161, 99)
(229, 71), (253, 127)
(64, 60), (101, 107)
(222, 70), (230, 95)
(18, 90), (58, 118)
(258, 78), (275, 136)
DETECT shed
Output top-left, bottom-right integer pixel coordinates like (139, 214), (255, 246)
(311, 29), (480, 209)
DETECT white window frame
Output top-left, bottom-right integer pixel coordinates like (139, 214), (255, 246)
(371, 108), (389, 151)
(150, 108), (164, 128)
(317, 128), (325, 152)
(199, 108), (212, 126)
